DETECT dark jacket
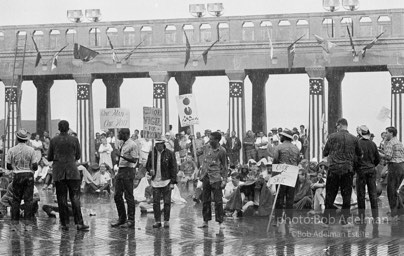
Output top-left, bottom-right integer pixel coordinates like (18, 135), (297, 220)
(323, 130), (362, 173)
(357, 138), (380, 170)
(226, 136), (242, 153)
(146, 147), (177, 184)
(47, 132), (81, 181)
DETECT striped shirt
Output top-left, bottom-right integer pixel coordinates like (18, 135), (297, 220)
(7, 143), (36, 173)
(384, 137), (404, 163)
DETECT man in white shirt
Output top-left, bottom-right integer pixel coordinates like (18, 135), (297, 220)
(255, 132), (269, 160)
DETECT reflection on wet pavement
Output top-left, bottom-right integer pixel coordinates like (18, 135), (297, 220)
(1, 187), (404, 255)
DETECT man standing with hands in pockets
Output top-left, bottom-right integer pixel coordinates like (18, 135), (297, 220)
(111, 128), (139, 228)
(146, 139), (177, 228)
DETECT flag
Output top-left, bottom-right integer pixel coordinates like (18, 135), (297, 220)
(361, 32), (384, 58)
(31, 36), (42, 67)
(346, 26), (358, 58)
(377, 106), (391, 122)
(391, 77), (404, 140)
(309, 78), (325, 162)
(122, 41), (143, 62)
(76, 83), (91, 162)
(287, 34), (305, 71)
(153, 83), (167, 134)
(313, 34), (337, 53)
(229, 81), (244, 139)
(73, 43), (99, 62)
(51, 44), (68, 70)
(106, 35), (119, 63)
(4, 86), (18, 151)
(184, 31), (191, 67)
(202, 39), (219, 65)
(267, 29), (273, 60)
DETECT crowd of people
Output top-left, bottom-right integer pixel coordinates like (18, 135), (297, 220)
(1, 118), (404, 233)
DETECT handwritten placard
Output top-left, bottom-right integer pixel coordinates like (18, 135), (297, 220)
(176, 94), (199, 127)
(271, 164), (299, 187)
(143, 107), (162, 139)
(100, 108), (130, 129)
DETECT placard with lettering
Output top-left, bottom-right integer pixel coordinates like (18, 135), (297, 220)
(100, 108), (130, 129)
(271, 164), (299, 187)
(143, 107), (163, 139)
(176, 94), (199, 127)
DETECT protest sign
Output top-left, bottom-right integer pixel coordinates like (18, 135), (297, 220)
(100, 108), (130, 129)
(176, 94), (199, 127)
(271, 164), (299, 187)
(143, 107), (162, 139)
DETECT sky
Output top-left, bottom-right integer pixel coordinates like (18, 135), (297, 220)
(0, 0), (403, 144)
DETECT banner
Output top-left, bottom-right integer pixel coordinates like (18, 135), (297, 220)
(176, 94), (199, 127)
(143, 107), (162, 139)
(100, 108), (130, 130)
(271, 164), (299, 187)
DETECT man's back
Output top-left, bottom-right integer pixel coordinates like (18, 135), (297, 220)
(323, 130), (361, 170)
(273, 141), (300, 166)
(358, 139), (380, 169)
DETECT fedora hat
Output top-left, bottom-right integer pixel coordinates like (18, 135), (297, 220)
(279, 130), (293, 140)
(16, 128), (29, 141)
(359, 125), (371, 140)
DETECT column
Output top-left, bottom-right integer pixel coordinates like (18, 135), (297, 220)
(1, 75), (22, 153)
(306, 67), (326, 162)
(248, 71), (268, 134)
(33, 77), (53, 137)
(73, 74), (95, 164)
(175, 73), (195, 133)
(149, 71), (171, 133)
(388, 64), (404, 141)
(226, 70), (246, 140)
(103, 76), (123, 108)
(325, 68), (344, 134)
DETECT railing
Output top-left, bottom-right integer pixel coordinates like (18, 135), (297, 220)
(0, 9), (402, 53)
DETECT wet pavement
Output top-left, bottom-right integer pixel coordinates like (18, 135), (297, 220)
(1, 186), (404, 256)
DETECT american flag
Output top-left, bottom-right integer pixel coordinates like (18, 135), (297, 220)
(391, 77), (404, 141)
(153, 83), (168, 133)
(309, 78), (325, 162)
(76, 83), (91, 163)
(229, 81), (244, 139)
(4, 87), (18, 151)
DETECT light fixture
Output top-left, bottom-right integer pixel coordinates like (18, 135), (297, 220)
(85, 9), (102, 22)
(207, 3), (224, 17)
(322, 0), (340, 12)
(67, 10), (83, 23)
(189, 4), (206, 18)
(342, 0), (359, 11)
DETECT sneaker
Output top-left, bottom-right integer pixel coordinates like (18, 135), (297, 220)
(77, 224), (90, 231)
(111, 220), (126, 227)
(153, 222), (162, 228)
(95, 189), (101, 193)
(120, 221), (134, 228)
(163, 221), (169, 228)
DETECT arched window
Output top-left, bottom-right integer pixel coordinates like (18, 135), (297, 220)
(183, 24), (194, 43)
(378, 16), (391, 36)
(218, 23), (229, 42)
(106, 27), (118, 46)
(32, 30), (44, 49)
(340, 17), (353, 38)
(165, 25), (177, 44)
(66, 29), (76, 45)
(296, 20), (309, 39)
(277, 20), (291, 40)
(123, 27), (135, 46)
(200, 24), (211, 42)
(260, 21), (272, 41)
(359, 17), (373, 37)
(141, 26), (153, 46)
(242, 21), (254, 41)
(89, 28), (101, 46)
(49, 30), (60, 49)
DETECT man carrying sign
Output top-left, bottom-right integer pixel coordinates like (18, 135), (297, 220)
(273, 130), (300, 225)
(111, 128), (139, 229)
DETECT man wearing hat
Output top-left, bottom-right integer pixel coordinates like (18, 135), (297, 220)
(47, 120), (89, 231)
(146, 139), (177, 228)
(272, 129), (300, 225)
(355, 125), (380, 223)
(111, 128), (139, 228)
(6, 128), (37, 227)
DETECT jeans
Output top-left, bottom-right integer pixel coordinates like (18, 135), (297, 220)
(153, 184), (171, 222)
(274, 185), (295, 220)
(11, 172), (34, 221)
(114, 167), (136, 222)
(323, 171), (354, 224)
(387, 163), (404, 217)
(55, 179), (84, 226)
(356, 168), (378, 219)
(202, 176), (224, 223)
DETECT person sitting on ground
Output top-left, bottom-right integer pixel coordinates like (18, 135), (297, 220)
(293, 169), (313, 210)
(34, 156), (50, 183)
(177, 155), (198, 192)
(92, 163), (112, 195)
(42, 162), (53, 190)
(308, 169), (327, 215)
(79, 163), (100, 193)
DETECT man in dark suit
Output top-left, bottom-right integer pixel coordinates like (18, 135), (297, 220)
(226, 131), (241, 167)
(47, 120), (89, 231)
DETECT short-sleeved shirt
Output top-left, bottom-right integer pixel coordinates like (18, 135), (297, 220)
(7, 143), (36, 173)
(255, 136), (269, 149)
(384, 137), (404, 164)
(117, 139), (139, 168)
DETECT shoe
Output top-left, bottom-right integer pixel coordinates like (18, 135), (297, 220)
(61, 225), (69, 231)
(163, 221), (169, 228)
(120, 221), (134, 228)
(77, 224), (90, 231)
(111, 220), (126, 227)
(95, 189), (101, 193)
(153, 222), (162, 228)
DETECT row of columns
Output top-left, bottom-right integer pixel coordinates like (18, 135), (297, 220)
(2, 65), (404, 163)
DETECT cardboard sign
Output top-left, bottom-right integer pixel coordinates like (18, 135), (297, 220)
(176, 94), (199, 127)
(271, 164), (299, 187)
(100, 108), (130, 129)
(143, 107), (162, 139)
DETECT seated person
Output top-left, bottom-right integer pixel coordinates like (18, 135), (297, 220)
(309, 170), (326, 215)
(92, 163), (112, 195)
(34, 157), (50, 183)
(177, 155), (198, 192)
(223, 172), (244, 202)
(293, 169), (313, 210)
(41, 162), (54, 190)
(0, 183), (40, 217)
(238, 165), (250, 182)
(79, 163), (100, 192)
